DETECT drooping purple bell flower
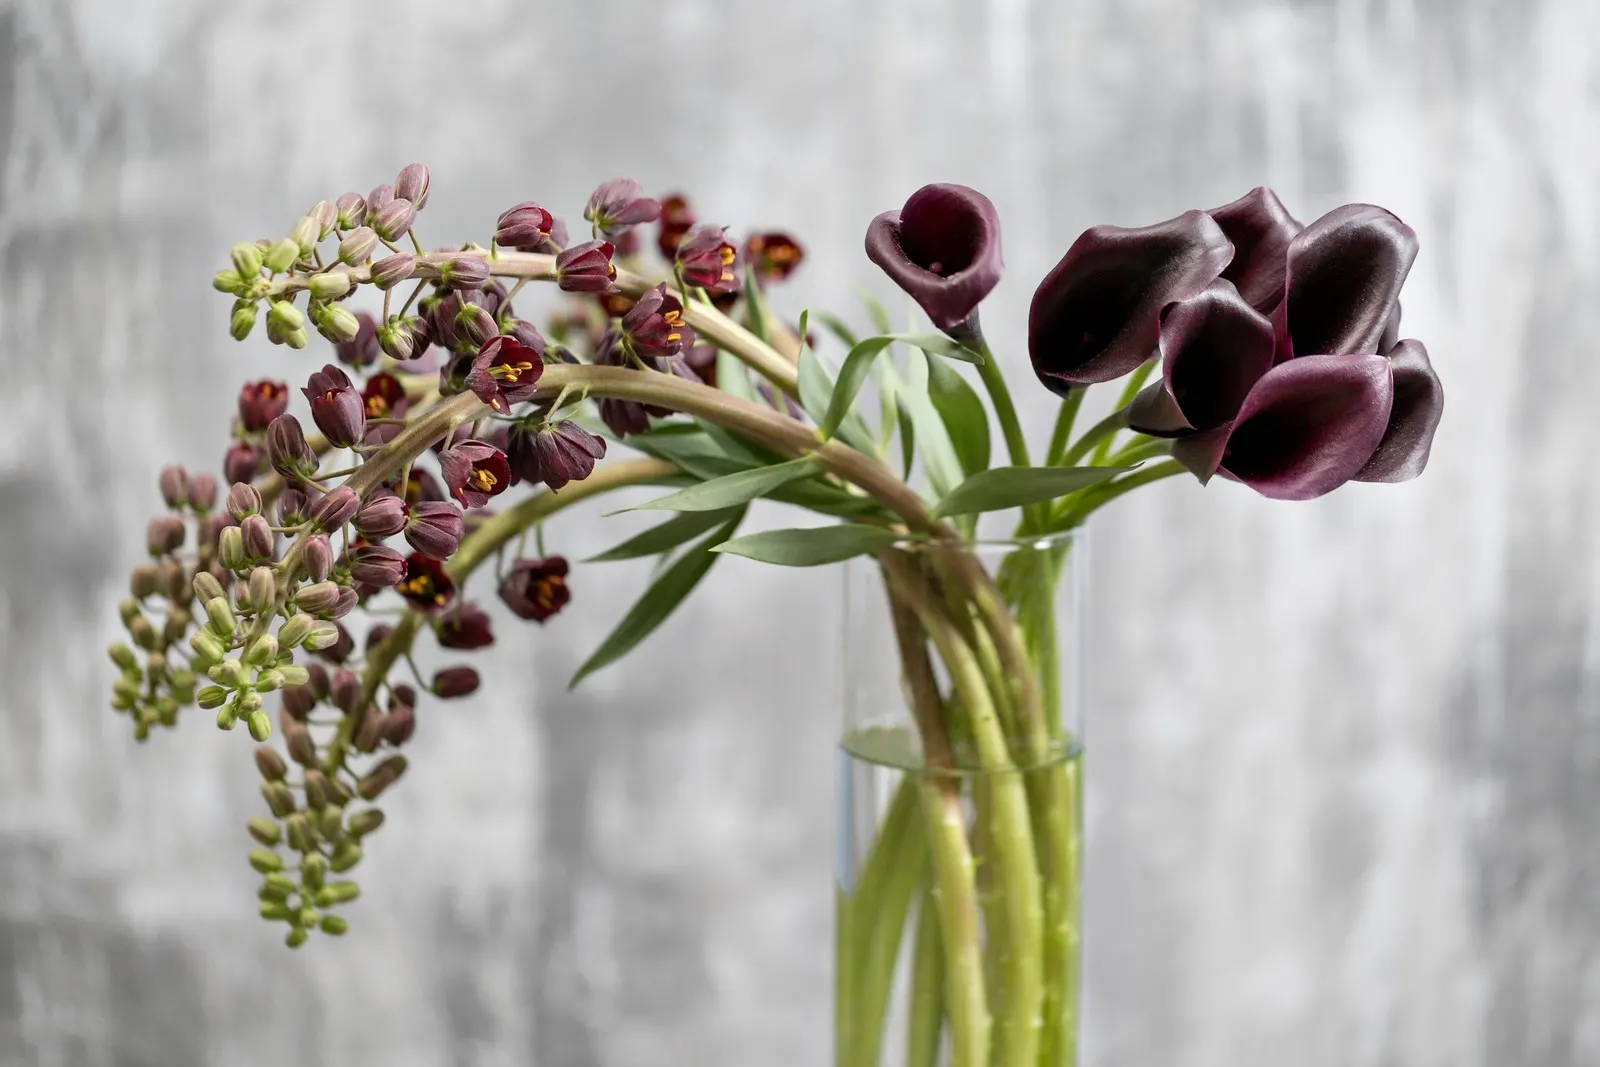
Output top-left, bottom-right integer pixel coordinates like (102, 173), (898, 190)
(1206, 187), (1302, 315)
(223, 440), (264, 485)
(865, 184), (1002, 334)
(348, 545), (407, 588)
(303, 364), (366, 449)
(237, 379), (290, 432)
(507, 419), (607, 491)
(745, 232), (805, 283)
(397, 552), (456, 611)
(404, 500), (464, 559)
(465, 336), (544, 414)
(438, 439), (512, 509)
(584, 178), (661, 239)
(437, 600), (495, 650)
(675, 225), (740, 295)
(267, 414), (318, 482)
(1029, 210), (1233, 391)
(620, 283), (694, 358)
(555, 241), (617, 294)
(496, 202), (555, 251)
(1273, 203), (1418, 361)
(499, 557), (571, 623)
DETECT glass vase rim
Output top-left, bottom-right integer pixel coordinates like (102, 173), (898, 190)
(893, 525), (1084, 555)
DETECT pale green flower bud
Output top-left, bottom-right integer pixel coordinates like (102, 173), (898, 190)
(208, 659), (249, 689)
(248, 566), (275, 611)
(303, 621), (341, 650)
(289, 215), (319, 254)
(193, 571), (226, 604)
(189, 630), (225, 665)
(204, 596), (236, 637)
(260, 872), (296, 901)
(314, 881), (360, 908)
(244, 634), (278, 667)
(286, 813), (316, 852)
(312, 303), (361, 345)
(213, 269), (247, 295)
(283, 325), (310, 350)
(216, 704), (239, 730)
(261, 781), (296, 817)
(277, 614), (313, 649)
(196, 685), (229, 709)
(108, 643), (140, 673)
(267, 299), (304, 332)
(248, 848), (283, 874)
(338, 226), (379, 265)
(316, 807), (344, 843)
(128, 615), (158, 651)
(264, 237), (300, 274)
(260, 901), (294, 922)
(219, 527), (246, 570)
(285, 927), (308, 949)
(232, 242), (265, 279)
(112, 677), (141, 703)
(319, 915), (349, 936)
(254, 669), (283, 693)
(301, 851), (327, 889)
(329, 841), (362, 873)
(307, 271), (352, 300)
(254, 745), (288, 782)
(246, 710), (272, 741)
(348, 809), (385, 837)
(248, 817), (282, 846)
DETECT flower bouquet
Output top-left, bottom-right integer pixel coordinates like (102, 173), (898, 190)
(107, 166), (1442, 1066)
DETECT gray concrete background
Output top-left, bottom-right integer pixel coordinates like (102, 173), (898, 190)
(2, 0), (1597, 1064)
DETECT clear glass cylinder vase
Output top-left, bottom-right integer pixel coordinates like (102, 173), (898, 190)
(836, 529), (1086, 1067)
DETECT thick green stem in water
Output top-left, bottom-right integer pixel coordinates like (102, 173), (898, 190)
(906, 879), (946, 1067)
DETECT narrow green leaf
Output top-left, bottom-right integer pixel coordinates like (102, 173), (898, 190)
(713, 524), (904, 567)
(569, 512), (744, 687)
(930, 465), (1132, 518)
(795, 317), (882, 455)
(923, 353), (992, 478)
(900, 352), (963, 499)
(820, 336), (897, 439)
(619, 456), (818, 513)
(628, 429), (751, 481)
(715, 349), (762, 405)
(893, 332), (983, 364)
(585, 508), (742, 562)
(860, 289), (893, 335)
(815, 311), (860, 349)
(742, 265), (770, 342)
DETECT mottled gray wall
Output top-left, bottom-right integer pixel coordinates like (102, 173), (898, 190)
(1, 0), (1597, 1064)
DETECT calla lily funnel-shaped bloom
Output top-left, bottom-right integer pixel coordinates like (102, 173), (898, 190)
(1127, 279), (1276, 436)
(1029, 210), (1233, 390)
(865, 184), (1003, 333)
(1207, 187), (1302, 315)
(1274, 203), (1418, 360)
(1354, 339), (1444, 482)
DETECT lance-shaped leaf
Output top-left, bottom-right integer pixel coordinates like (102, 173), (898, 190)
(712, 524), (904, 567)
(797, 311), (879, 453)
(900, 350), (963, 499)
(586, 508), (744, 562)
(1274, 203), (1418, 360)
(1355, 339), (1443, 482)
(569, 511), (744, 687)
(923, 353), (992, 477)
(930, 465), (1129, 518)
(618, 456), (818, 513)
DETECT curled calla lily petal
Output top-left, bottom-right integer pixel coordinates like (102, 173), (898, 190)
(865, 183), (1003, 332)
(1219, 353), (1394, 500)
(1378, 300), (1402, 354)
(1029, 210), (1233, 390)
(1274, 204), (1418, 360)
(1128, 279), (1276, 436)
(1355, 340), (1443, 482)
(1208, 187), (1301, 315)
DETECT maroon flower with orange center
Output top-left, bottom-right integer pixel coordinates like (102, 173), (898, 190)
(437, 600), (495, 649)
(237, 379), (290, 432)
(465, 336), (544, 413)
(676, 225), (739, 294)
(620, 283), (694, 358)
(499, 557), (571, 623)
(745, 232), (805, 283)
(656, 193), (695, 258)
(302, 364), (366, 448)
(396, 553), (456, 611)
(438, 439), (511, 509)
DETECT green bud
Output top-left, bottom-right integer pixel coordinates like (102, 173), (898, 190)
(239, 691), (263, 714)
(154, 697), (179, 725)
(246, 709), (272, 742)
(208, 659), (248, 688)
(348, 809), (385, 837)
(248, 566), (276, 611)
(205, 596), (236, 637)
(254, 745), (288, 782)
(307, 271), (352, 300)
(286, 812), (315, 852)
(231, 242), (264, 278)
(119, 597), (143, 624)
(314, 881), (360, 908)
(189, 630), (225, 665)
(168, 667), (196, 691)
(301, 851), (328, 889)
(265, 315), (284, 345)
(312, 303), (361, 345)
(112, 677), (141, 702)
(196, 685), (229, 709)
(216, 704), (239, 730)
(248, 848), (283, 874)
(298, 907), (322, 929)
(230, 299), (258, 341)
(254, 669), (284, 692)
(261, 780), (296, 817)
(128, 615), (158, 651)
(285, 927), (308, 949)
(303, 769), (331, 810)
(319, 915), (349, 936)
(357, 755), (406, 800)
(248, 817), (283, 846)
(212, 268), (247, 295)
(244, 634), (278, 668)
(132, 719), (151, 741)
(193, 571), (225, 604)
(219, 527), (246, 570)
(338, 226), (379, 265)
(264, 237), (300, 274)
(267, 299), (304, 332)
(316, 807), (344, 843)
(110, 691), (136, 712)
(309, 199), (337, 239)
(303, 621), (341, 651)
(284, 325), (310, 350)
(262, 871), (296, 898)
(108, 642), (141, 673)
(260, 901), (294, 922)
(289, 215), (319, 254)
(276, 614), (313, 649)
(145, 650), (166, 675)
(277, 664), (311, 689)
(329, 841), (362, 873)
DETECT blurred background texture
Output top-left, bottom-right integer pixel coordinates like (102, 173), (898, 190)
(2, 0), (1598, 1064)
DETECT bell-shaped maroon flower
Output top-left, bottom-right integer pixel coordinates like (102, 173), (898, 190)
(267, 414), (317, 481)
(496, 202), (555, 251)
(439, 440), (511, 509)
(745, 232), (805, 283)
(437, 600), (495, 650)
(865, 184), (1003, 333)
(1273, 204), (1418, 361)
(507, 420), (607, 491)
(499, 557), (571, 623)
(465, 336), (544, 414)
(362, 372), (410, 446)
(555, 241), (617, 294)
(1354, 340), (1444, 482)
(1207, 187), (1302, 315)
(1127, 280), (1276, 436)
(675, 225), (740, 295)
(397, 553), (456, 611)
(335, 311), (382, 368)
(620, 283), (693, 358)
(353, 495), (408, 539)
(584, 178), (661, 239)
(303, 364), (366, 448)
(349, 545), (406, 588)
(223, 440), (264, 485)
(432, 666), (480, 699)
(309, 485), (360, 531)
(1029, 210), (1233, 391)
(1199, 354), (1395, 500)
(656, 193), (695, 258)
(238, 379), (290, 432)
(404, 499), (464, 558)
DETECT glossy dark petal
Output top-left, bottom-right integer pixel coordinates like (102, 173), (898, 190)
(1171, 425), (1233, 483)
(1379, 300), (1402, 354)
(1220, 354), (1394, 500)
(1126, 380), (1192, 437)
(865, 184), (1002, 331)
(1157, 279), (1276, 432)
(1354, 340), (1443, 483)
(1028, 210), (1233, 390)
(1207, 187), (1301, 314)
(1275, 204), (1418, 359)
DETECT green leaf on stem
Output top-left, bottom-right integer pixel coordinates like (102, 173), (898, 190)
(712, 524), (903, 566)
(585, 508), (744, 562)
(796, 313), (883, 455)
(923, 354), (991, 478)
(860, 289), (893, 335)
(618, 456), (819, 513)
(715, 349), (762, 405)
(814, 311), (860, 349)
(930, 464), (1132, 518)
(895, 332), (983, 364)
(569, 511), (745, 687)
(900, 352), (963, 500)
(820, 336), (897, 440)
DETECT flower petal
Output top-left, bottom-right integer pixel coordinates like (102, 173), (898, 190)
(1207, 187), (1302, 315)
(1274, 204), (1418, 360)
(1126, 380), (1192, 436)
(1158, 279), (1275, 432)
(1028, 210), (1233, 389)
(1354, 340), (1443, 482)
(865, 184), (1003, 331)
(1220, 354), (1394, 500)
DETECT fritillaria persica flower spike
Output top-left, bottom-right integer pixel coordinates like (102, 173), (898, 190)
(499, 557), (571, 622)
(865, 184), (1003, 334)
(496, 202), (555, 251)
(465, 337), (544, 413)
(555, 241), (617, 294)
(439, 440), (511, 509)
(1127, 280), (1276, 436)
(303, 365), (365, 448)
(1274, 203), (1418, 361)
(1207, 187), (1302, 315)
(238, 380), (289, 431)
(1029, 209), (1233, 390)
(676, 225), (740, 295)
(397, 553), (456, 611)
(584, 178), (661, 239)
(507, 420), (607, 491)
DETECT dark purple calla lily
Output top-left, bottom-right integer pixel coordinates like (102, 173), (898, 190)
(1029, 210), (1233, 391)
(1354, 339), (1443, 482)
(1211, 354), (1395, 500)
(1127, 279), (1276, 436)
(1273, 204), (1418, 360)
(1207, 187), (1302, 315)
(865, 184), (1002, 334)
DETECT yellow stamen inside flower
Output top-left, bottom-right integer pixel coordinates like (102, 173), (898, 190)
(491, 360), (535, 383)
(366, 396), (389, 417)
(470, 468), (498, 492)
(718, 246), (735, 264)
(664, 309), (684, 328)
